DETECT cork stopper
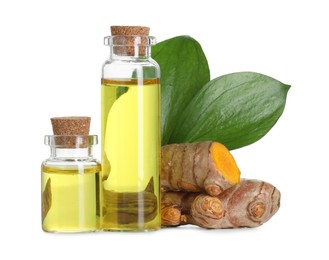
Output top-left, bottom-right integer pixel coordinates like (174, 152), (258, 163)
(111, 26), (150, 36)
(50, 117), (91, 147)
(110, 25), (150, 56)
(51, 117), (90, 135)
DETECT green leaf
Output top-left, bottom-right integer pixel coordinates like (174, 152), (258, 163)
(169, 72), (290, 150)
(152, 36), (210, 145)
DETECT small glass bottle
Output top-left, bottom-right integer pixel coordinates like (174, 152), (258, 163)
(41, 117), (101, 232)
(101, 26), (161, 231)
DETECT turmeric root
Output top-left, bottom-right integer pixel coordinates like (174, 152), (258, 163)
(161, 141), (240, 196)
(161, 192), (199, 226)
(161, 179), (280, 228)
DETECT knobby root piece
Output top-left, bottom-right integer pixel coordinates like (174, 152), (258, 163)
(190, 194), (225, 228)
(161, 206), (183, 226)
(161, 179), (280, 229)
(161, 141), (240, 196)
(161, 192), (198, 226)
(214, 179), (281, 228)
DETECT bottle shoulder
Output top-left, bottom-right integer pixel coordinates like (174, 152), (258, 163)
(102, 58), (160, 79)
(42, 158), (101, 168)
(149, 57), (160, 69)
(103, 58), (158, 67)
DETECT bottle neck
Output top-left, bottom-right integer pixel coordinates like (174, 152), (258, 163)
(50, 146), (93, 160)
(110, 45), (151, 60)
(105, 35), (156, 60)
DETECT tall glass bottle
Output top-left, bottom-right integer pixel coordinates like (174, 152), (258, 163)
(101, 26), (161, 231)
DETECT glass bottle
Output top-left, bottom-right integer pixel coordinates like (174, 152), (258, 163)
(41, 135), (101, 232)
(101, 26), (161, 231)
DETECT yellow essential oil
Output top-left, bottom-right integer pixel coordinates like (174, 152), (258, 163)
(41, 164), (101, 232)
(101, 78), (161, 231)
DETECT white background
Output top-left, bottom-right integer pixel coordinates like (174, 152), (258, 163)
(0, 0), (328, 259)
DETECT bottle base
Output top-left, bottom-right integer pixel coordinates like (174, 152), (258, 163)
(42, 227), (100, 233)
(102, 227), (160, 232)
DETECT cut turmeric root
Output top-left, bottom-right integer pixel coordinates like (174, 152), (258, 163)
(161, 141), (240, 196)
(161, 179), (280, 228)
